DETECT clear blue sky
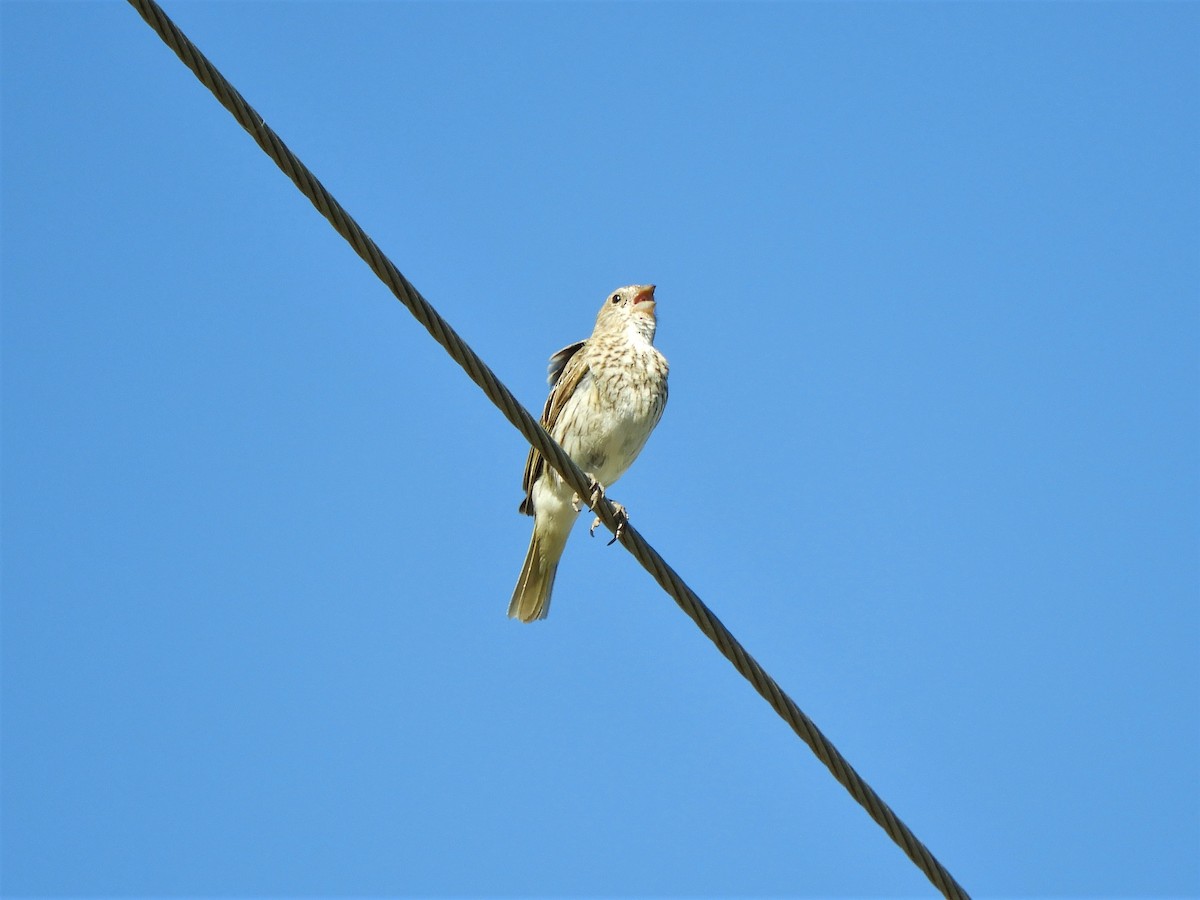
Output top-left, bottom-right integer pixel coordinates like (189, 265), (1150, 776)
(3, 2), (1197, 896)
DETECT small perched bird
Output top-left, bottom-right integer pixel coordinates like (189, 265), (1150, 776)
(509, 284), (669, 622)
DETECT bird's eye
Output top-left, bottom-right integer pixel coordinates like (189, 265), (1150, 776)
(610, 293), (621, 305)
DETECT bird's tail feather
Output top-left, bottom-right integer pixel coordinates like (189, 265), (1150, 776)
(508, 526), (568, 622)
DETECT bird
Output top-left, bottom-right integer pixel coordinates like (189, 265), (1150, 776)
(508, 284), (669, 622)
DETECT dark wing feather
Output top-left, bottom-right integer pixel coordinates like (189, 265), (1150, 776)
(547, 340), (585, 386)
(519, 341), (589, 515)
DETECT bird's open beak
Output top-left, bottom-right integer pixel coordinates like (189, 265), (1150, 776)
(633, 285), (656, 307)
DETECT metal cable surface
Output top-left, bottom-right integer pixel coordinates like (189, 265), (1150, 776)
(124, 2), (969, 895)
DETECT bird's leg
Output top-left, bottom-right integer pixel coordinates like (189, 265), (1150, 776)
(572, 475), (605, 513)
(587, 476), (606, 508)
(570, 476), (627, 544)
(589, 502), (628, 546)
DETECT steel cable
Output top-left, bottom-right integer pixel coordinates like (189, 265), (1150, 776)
(124, 2), (969, 895)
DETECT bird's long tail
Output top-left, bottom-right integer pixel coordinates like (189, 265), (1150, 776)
(508, 523), (570, 622)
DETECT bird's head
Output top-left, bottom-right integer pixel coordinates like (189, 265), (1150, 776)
(595, 284), (657, 342)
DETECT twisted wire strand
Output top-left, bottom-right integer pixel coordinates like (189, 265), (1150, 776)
(124, 2), (969, 896)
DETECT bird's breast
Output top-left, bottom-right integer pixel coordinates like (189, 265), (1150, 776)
(554, 343), (667, 487)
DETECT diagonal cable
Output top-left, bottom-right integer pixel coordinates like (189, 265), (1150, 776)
(123, 2), (970, 896)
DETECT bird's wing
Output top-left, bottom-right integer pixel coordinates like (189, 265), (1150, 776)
(519, 340), (589, 515)
(546, 340), (586, 387)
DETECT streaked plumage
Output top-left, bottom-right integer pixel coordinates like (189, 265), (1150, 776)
(509, 284), (669, 622)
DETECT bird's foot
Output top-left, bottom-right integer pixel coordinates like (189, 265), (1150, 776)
(589, 502), (628, 546)
(572, 476), (607, 513)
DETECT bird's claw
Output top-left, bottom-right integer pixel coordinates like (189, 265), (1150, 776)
(587, 477), (606, 508)
(573, 476), (607, 513)
(589, 502), (628, 546)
